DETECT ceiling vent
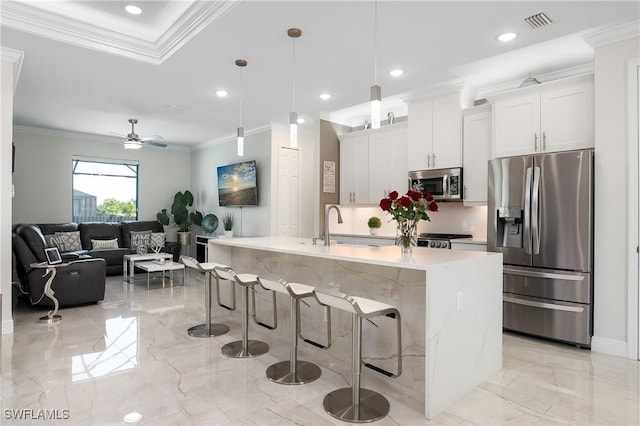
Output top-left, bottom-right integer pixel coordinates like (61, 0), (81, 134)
(524, 12), (553, 29)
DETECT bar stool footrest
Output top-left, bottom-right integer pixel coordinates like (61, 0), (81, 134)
(323, 387), (390, 423)
(266, 360), (321, 385)
(221, 340), (269, 358)
(187, 323), (230, 338)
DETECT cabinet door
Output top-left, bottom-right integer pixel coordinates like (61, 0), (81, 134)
(388, 127), (409, 195)
(540, 82), (594, 153)
(432, 94), (462, 169)
(340, 134), (368, 204)
(463, 110), (492, 204)
(407, 100), (433, 171)
(368, 132), (390, 202)
(494, 94), (541, 158)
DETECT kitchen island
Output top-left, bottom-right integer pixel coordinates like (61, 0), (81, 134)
(209, 236), (502, 419)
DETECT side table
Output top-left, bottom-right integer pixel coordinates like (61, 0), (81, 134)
(123, 253), (173, 283)
(30, 262), (68, 323)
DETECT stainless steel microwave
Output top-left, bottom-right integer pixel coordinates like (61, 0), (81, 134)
(408, 167), (463, 201)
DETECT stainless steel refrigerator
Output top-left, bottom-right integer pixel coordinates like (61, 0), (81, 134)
(488, 149), (594, 347)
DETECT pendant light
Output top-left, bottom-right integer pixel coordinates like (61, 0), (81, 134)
(370, 0), (381, 130)
(288, 28), (301, 148)
(236, 59), (247, 156)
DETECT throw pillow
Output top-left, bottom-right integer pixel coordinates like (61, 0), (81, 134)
(149, 232), (165, 248)
(52, 231), (82, 252)
(130, 230), (152, 249)
(91, 238), (119, 250)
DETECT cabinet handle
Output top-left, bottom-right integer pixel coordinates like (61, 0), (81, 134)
(432, 153), (436, 167)
(350, 192), (353, 203)
(353, 192), (356, 203)
(427, 154), (431, 168)
(542, 132), (546, 151)
(534, 133), (538, 152)
(464, 185), (467, 200)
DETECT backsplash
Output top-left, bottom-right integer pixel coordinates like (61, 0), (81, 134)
(327, 203), (488, 240)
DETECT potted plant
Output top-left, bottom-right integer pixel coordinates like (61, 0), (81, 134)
(157, 190), (203, 246)
(222, 213), (235, 238)
(368, 216), (382, 235)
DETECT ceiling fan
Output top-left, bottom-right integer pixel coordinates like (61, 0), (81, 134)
(113, 118), (167, 149)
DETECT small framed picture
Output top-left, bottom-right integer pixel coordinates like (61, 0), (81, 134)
(44, 247), (62, 265)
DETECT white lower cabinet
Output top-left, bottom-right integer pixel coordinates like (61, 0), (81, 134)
(451, 242), (487, 252)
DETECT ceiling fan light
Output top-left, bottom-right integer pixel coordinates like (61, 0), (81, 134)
(123, 140), (142, 150)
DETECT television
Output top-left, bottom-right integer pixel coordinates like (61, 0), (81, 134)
(217, 160), (258, 207)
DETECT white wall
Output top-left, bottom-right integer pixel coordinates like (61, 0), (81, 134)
(190, 128), (272, 238)
(2, 59), (14, 334)
(593, 36), (640, 354)
(190, 124), (316, 239)
(329, 203), (487, 239)
(12, 128), (190, 226)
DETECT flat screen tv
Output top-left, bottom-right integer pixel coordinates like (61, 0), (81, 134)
(217, 160), (258, 207)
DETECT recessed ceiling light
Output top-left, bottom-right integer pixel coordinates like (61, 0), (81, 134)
(297, 118), (305, 124)
(389, 69), (404, 77)
(497, 32), (517, 42)
(123, 412), (142, 423)
(216, 90), (228, 98)
(319, 93), (331, 100)
(125, 5), (142, 15)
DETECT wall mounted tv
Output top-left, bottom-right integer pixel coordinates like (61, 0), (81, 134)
(217, 160), (258, 207)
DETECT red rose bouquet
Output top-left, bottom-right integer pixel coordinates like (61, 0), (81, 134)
(379, 189), (438, 252)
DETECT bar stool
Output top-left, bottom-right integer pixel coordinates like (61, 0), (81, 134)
(180, 256), (230, 338)
(257, 277), (332, 385)
(314, 288), (402, 423)
(214, 265), (277, 358)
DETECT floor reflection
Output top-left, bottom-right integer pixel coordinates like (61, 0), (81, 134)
(72, 316), (137, 382)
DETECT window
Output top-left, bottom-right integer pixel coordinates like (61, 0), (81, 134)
(72, 157), (139, 223)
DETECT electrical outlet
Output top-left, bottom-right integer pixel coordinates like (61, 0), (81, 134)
(456, 291), (463, 312)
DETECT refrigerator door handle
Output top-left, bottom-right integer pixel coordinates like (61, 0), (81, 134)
(532, 166), (541, 254)
(504, 296), (585, 313)
(524, 167), (533, 254)
(503, 267), (585, 281)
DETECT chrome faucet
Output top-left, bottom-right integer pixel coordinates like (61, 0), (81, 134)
(324, 205), (343, 246)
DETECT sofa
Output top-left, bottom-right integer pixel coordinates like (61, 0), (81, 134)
(12, 220), (181, 307)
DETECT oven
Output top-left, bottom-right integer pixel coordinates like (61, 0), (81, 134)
(417, 233), (473, 249)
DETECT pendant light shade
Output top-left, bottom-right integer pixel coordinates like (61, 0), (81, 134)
(288, 28), (301, 148)
(236, 59), (247, 156)
(370, 0), (381, 129)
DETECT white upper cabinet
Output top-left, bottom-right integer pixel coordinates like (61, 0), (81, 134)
(339, 133), (369, 204)
(340, 122), (407, 205)
(493, 77), (594, 158)
(462, 106), (492, 205)
(408, 93), (462, 171)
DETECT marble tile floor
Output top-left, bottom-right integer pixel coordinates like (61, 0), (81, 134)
(2, 273), (639, 425)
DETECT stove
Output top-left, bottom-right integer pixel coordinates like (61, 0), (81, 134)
(417, 233), (473, 249)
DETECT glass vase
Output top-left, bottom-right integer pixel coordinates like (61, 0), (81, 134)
(396, 220), (418, 256)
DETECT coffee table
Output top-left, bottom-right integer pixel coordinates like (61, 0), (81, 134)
(123, 253), (173, 283)
(136, 260), (185, 289)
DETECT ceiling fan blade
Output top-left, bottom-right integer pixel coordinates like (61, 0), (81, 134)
(140, 134), (164, 141)
(145, 141), (168, 148)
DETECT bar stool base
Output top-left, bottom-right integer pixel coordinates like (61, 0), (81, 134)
(323, 387), (390, 423)
(187, 323), (230, 338)
(221, 340), (269, 358)
(39, 315), (61, 324)
(266, 360), (321, 385)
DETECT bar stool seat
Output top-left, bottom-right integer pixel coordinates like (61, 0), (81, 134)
(314, 288), (402, 423)
(180, 256), (230, 338)
(257, 278), (331, 385)
(214, 266), (277, 358)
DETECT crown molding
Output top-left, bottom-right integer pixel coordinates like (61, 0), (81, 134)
(0, 47), (24, 89)
(582, 19), (640, 48)
(474, 63), (594, 100)
(0, 1), (238, 65)
(13, 125), (190, 152)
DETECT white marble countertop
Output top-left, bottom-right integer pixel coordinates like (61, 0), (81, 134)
(210, 236), (499, 271)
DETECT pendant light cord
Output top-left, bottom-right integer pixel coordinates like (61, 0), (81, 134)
(239, 66), (243, 127)
(292, 36), (296, 112)
(373, 0), (378, 85)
